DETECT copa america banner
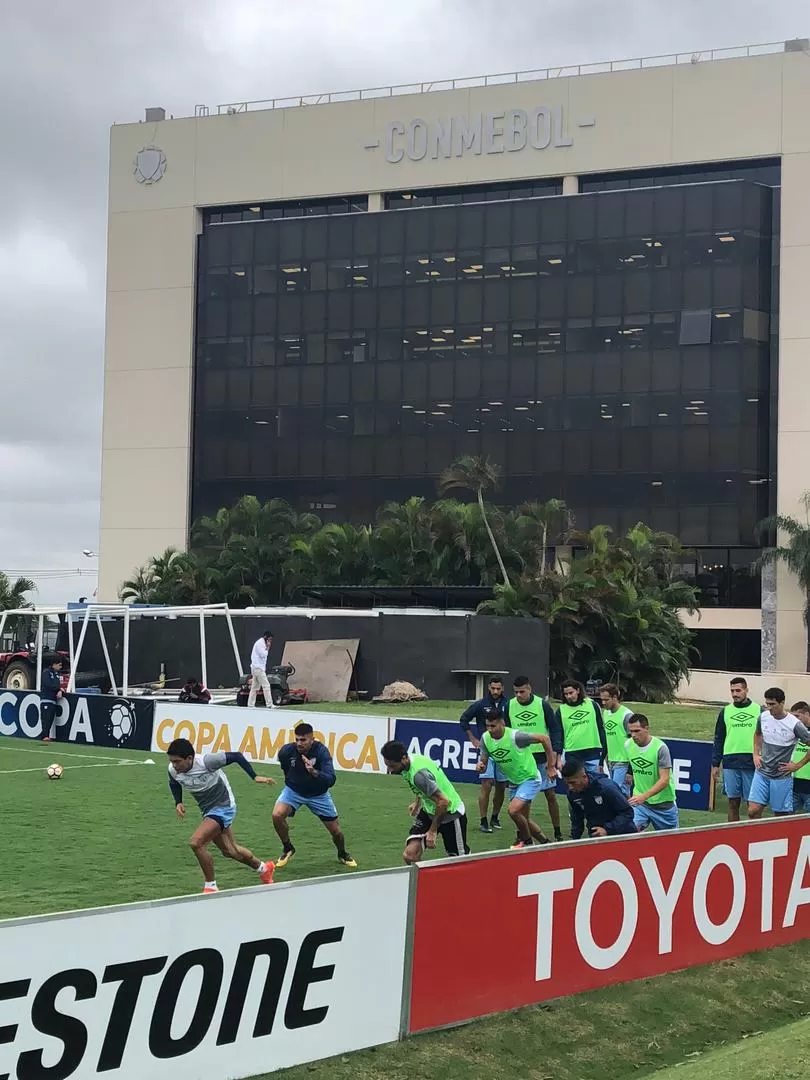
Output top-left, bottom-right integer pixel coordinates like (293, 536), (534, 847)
(0, 691), (154, 751)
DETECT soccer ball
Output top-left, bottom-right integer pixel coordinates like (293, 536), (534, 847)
(47, 763), (63, 780)
(109, 702), (136, 744)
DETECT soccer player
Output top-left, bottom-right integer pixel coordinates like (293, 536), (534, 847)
(381, 740), (470, 861)
(788, 702), (810, 812)
(459, 675), (509, 832)
(711, 676), (759, 821)
(272, 722), (357, 869)
(476, 711), (556, 848)
(506, 676), (564, 841)
(557, 679), (607, 776)
(748, 688), (810, 819)
(626, 714), (679, 831)
(167, 737), (276, 894)
(561, 759), (636, 839)
(599, 683), (634, 794)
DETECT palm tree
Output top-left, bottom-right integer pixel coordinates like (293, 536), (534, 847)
(119, 566), (159, 604)
(756, 492), (810, 669)
(438, 456), (511, 587)
(0, 572), (36, 610)
(515, 498), (571, 574)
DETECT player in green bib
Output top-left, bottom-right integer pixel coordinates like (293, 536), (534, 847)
(626, 714), (679, 831)
(786, 702), (810, 812)
(557, 680), (607, 775)
(506, 675), (564, 841)
(599, 683), (634, 795)
(711, 676), (758, 821)
(381, 740), (470, 861)
(477, 712), (556, 848)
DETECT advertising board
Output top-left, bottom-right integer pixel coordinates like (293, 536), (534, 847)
(408, 818), (810, 1032)
(152, 703), (390, 773)
(0, 871), (410, 1079)
(0, 690), (154, 751)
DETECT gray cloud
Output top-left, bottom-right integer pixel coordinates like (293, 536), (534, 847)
(0, 0), (804, 602)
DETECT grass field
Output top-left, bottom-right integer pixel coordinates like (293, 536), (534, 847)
(3, 698), (804, 1080)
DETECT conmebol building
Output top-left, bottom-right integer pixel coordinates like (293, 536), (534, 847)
(101, 40), (810, 674)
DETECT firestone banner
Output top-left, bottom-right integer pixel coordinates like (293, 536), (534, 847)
(152, 703), (391, 773)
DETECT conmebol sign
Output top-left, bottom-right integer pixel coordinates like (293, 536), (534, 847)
(408, 817), (810, 1032)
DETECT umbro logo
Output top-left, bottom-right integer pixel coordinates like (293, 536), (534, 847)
(567, 709), (588, 725)
(629, 756), (651, 771)
(514, 710), (536, 723)
(730, 713), (753, 725)
(604, 718), (617, 732)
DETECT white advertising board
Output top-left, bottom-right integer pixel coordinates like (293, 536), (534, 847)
(152, 704), (390, 773)
(0, 870), (410, 1080)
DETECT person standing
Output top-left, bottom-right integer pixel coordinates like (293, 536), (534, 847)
(381, 740), (470, 861)
(459, 676), (508, 833)
(711, 676), (759, 821)
(557, 679), (607, 776)
(506, 676), (564, 841)
(788, 702), (810, 813)
(561, 760), (637, 839)
(599, 683), (634, 794)
(626, 713), (679, 832)
(247, 629), (275, 708)
(272, 722), (357, 869)
(476, 711), (556, 848)
(748, 688), (810, 819)
(40, 657), (64, 742)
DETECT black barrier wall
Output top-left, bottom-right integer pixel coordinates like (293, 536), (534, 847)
(0, 690), (154, 750)
(61, 614), (549, 700)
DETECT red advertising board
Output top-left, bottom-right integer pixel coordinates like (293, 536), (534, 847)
(409, 818), (810, 1033)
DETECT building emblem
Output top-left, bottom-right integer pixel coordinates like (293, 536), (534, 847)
(134, 146), (167, 184)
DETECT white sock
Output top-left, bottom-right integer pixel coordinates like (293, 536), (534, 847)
(256, 862), (266, 873)
(205, 881), (217, 889)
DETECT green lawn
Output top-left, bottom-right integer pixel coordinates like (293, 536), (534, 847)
(6, 699), (801, 1080)
(651, 1014), (810, 1080)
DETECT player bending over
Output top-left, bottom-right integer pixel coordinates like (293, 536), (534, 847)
(167, 737), (276, 894)
(272, 722), (357, 869)
(382, 740), (470, 861)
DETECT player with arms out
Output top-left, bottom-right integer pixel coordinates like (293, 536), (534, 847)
(477, 710), (557, 848)
(272, 722), (357, 869)
(167, 738), (276, 894)
(381, 739), (470, 861)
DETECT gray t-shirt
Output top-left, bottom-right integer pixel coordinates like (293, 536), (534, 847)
(168, 752), (235, 814)
(411, 769), (465, 824)
(756, 712), (810, 779)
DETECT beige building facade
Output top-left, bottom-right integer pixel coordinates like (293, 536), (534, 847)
(101, 41), (810, 671)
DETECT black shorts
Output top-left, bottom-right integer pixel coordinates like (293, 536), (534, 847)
(407, 810), (470, 857)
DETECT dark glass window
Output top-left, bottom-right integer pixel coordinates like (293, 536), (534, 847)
(193, 179), (776, 562)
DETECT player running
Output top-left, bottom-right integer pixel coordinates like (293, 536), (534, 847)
(167, 737), (276, 894)
(748, 688), (810, 818)
(381, 740), (470, 861)
(626, 714), (679, 831)
(272, 722), (357, 869)
(477, 711), (556, 848)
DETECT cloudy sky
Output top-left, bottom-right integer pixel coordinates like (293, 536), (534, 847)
(0, 0), (805, 603)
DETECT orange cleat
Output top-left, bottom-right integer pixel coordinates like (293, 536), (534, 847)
(202, 885), (219, 894)
(259, 861), (275, 885)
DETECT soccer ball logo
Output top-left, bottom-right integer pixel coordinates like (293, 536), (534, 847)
(108, 702), (136, 745)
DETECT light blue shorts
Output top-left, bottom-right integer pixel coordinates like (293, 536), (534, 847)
(480, 757), (508, 783)
(509, 775), (555, 803)
(609, 762), (630, 792)
(205, 805), (237, 831)
(793, 790), (810, 813)
(633, 802), (679, 831)
(277, 786), (338, 821)
(748, 772), (794, 814)
(722, 768), (755, 801)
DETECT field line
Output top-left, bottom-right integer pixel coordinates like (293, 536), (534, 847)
(0, 762), (147, 776)
(0, 742), (122, 763)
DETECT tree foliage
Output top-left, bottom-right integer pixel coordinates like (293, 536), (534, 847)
(120, 460), (698, 700)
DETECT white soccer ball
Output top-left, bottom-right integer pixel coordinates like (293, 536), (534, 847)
(109, 702), (136, 744)
(47, 763), (63, 780)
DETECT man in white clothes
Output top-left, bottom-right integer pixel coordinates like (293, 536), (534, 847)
(748, 686), (810, 818)
(247, 629), (276, 708)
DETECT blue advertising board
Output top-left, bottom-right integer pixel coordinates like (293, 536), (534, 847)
(392, 717), (715, 812)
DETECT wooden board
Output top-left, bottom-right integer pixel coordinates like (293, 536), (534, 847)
(280, 639), (360, 703)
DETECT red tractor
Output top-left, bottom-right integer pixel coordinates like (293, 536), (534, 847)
(0, 647), (72, 691)
(0, 617), (108, 691)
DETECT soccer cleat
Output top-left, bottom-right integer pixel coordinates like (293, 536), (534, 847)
(480, 819), (493, 833)
(202, 885), (219, 894)
(259, 860), (275, 885)
(276, 845), (295, 869)
(338, 853), (358, 868)
(554, 830), (564, 842)
(490, 816), (503, 830)
(510, 839), (532, 850)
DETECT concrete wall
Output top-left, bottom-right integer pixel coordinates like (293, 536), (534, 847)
(101, 48), (810, 669)
(678, 668), (810, 705)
